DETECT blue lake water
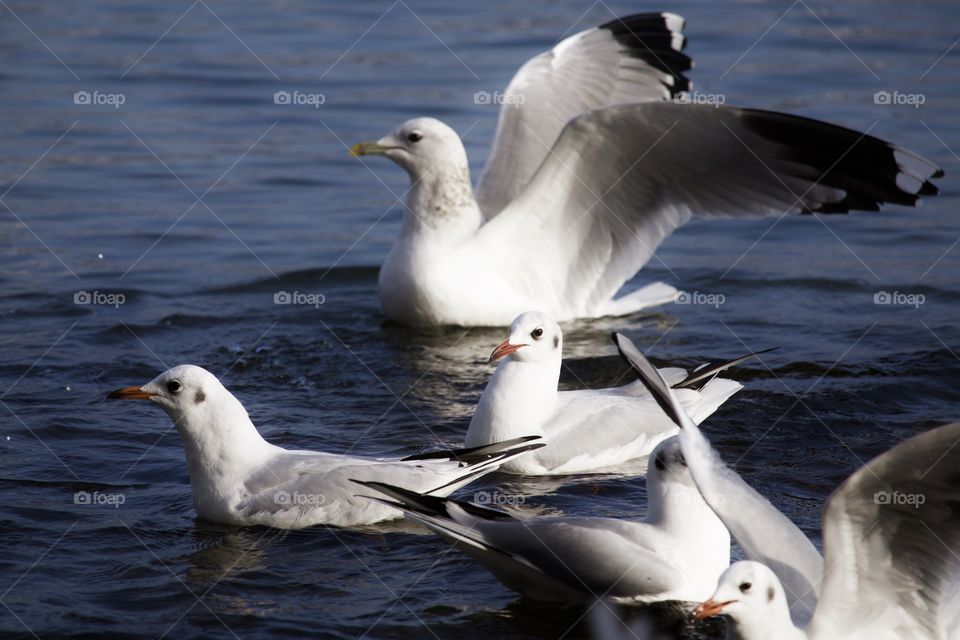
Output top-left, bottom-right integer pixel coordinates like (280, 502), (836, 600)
(1, 0), (958, 638)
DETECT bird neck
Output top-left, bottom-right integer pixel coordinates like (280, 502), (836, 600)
(647, 476), (730, 546)
(172, 396), (274, 493)
(465, 356), (560, 446)
(401, 162), (483, 241)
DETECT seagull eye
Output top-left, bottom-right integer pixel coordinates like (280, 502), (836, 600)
(654, 456), (666, 472)
(407, 131), (423, 143)
(167, 380), (183, 394)
(531, 327), (544, 340)
(739, 582), (752, 593)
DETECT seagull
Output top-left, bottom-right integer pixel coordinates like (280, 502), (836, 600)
(615, 334), (960, 639)
(349, 12), (943, 327)
(355, 435), (731, 604)
(465, 311), (766, 475)
(107, 364), (544, 529)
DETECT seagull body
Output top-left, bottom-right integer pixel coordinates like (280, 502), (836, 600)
(464, 311), (744, 475)
(351, 13), (943, 327)
(358, 435), (731, 604)
(617, 336), (960, 639)
(107, 365), (543, 529)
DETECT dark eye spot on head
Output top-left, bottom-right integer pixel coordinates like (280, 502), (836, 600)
(194, 389), (205, 404)
(553, 335), (559, 349)
(167, 380), (182, 394)
(767, 586), (775, 602)
(407, 131), (422, 143)
(654, 456), (666, 472)
(739, 582), (752, 594)
(531, 327), (544, 340)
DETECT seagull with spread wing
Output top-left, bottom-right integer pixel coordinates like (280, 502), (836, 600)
(350, 12), (943, 327)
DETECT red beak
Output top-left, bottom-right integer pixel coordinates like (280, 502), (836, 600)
(488, 339), (526, 363)
(107, 386), (157, 400)
(693, 598), (735, 621)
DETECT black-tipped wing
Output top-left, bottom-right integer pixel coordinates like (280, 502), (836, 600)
(810, 422), (960, 639)
(354, 480), (517, 522)
(476, 13), (691, 215)
(356, 481), (684, 600)
(673, 347), (779, 391)
(475, 103), (943, 320)
(402, 435), (543, 464)
(613, 332), (691, 428)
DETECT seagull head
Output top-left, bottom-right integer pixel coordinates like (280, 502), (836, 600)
(489, 311), (563, 364)
(648, 436), (695, 487)
(107, 364), (249, 440)
(350, 117), (468, 179)
(694, 561), (791, 633)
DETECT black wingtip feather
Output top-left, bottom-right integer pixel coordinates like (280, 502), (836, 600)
(599, 13), (692, 97)
(352, 480), (516, 522)
(612, 333), (684, 429)
(672, 346), (780, 390)
(401, 435), (543, 463)
(736, 108), (942, 214)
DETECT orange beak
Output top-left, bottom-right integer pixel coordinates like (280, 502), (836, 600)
(488, 339), (526, 363)
(693, 598), (735, 620)
(107, 386), (157, 401)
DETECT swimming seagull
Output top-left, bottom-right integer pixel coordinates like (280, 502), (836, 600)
(464, 311), (767, 475)
(107, 364), (544, 528)
(349, 12), (943, 327)
(616, 335), (960, 639)
(355, 435), (731, 604)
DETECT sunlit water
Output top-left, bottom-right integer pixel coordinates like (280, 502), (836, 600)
(1, 1), (958, 638)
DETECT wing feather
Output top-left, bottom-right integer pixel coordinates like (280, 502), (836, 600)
(474, 104), (942, 318)
(810, 422), (960, 639)
(476, 13), (691, 215)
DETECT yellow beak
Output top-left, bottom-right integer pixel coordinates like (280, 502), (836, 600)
(349, 142), (395, 157)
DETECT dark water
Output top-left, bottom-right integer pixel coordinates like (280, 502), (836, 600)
(1, 0), (958, 638)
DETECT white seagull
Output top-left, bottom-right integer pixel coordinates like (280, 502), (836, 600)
(107, 364), (543, 529)
(616, 335), (960, 639)
(350, 12), (943, 327)
(356, 435), (731, 604)
(465, 311), (763, 475)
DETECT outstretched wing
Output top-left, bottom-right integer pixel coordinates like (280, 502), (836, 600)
(475, 13), (691, 215)
(809, 421), (960, 640)
(473, 103), (943, 319)
(614, 333), (824, 626)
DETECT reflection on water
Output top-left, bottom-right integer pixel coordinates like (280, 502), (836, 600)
(187, 526), (273, 585)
